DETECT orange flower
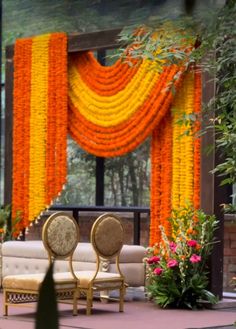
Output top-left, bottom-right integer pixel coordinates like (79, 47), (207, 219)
(196, 244), (201, 250)
(187, 227), (194, 235)
(187, 227), (198, 236)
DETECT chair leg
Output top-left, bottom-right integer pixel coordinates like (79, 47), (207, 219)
(119, 285), (125, 312)
(3, 290), (8, 316)
(73, 289), (78, 316)
(4, 304), (8, 316)
(86, 289), (93, 315)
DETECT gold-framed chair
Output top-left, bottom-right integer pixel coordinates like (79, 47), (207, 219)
(72, 213), (127, 315)
(3, 211), (79, 316)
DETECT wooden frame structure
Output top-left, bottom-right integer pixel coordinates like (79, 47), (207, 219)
(3, 28), (230, 298)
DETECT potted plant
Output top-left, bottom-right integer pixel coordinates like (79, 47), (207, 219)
(145, 206), (219, 309)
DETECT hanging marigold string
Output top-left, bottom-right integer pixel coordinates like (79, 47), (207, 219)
(159, 112), (173, 237)
(12, 32), (67, 236)
(12, 37), (32, 235)
(150, 127), (162, 245)
(171, 71), (196, 211)
(149, 112), (173, 246)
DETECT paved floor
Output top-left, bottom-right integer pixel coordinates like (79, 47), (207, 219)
(0, 288), (236, 329)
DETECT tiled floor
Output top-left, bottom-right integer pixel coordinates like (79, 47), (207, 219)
(0, 288), (236, 329)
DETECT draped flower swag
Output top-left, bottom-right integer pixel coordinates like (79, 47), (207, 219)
(12, 32), (201, 242)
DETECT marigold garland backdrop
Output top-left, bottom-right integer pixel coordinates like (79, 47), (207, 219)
(12, 32), (201, 242)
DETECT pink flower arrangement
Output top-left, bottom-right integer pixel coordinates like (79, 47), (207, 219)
(167, 259), (178, 268)
(147, 256), (160, 264)
(190, 254), (201, 263)
(145, 206), (218, 309)
(169, 241), (177, 252)
(153, 267), (163, 276)
(187, 239), (198, 247)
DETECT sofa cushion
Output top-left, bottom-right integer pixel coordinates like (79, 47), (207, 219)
(1, 241), (146, 287)
(2, 241), (47, 259)
(2, 241), (146, 264)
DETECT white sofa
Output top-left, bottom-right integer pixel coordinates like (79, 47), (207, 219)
(0, 240), (146, 288)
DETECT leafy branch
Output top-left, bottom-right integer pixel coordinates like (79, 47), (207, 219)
(110, 1), (236, 202)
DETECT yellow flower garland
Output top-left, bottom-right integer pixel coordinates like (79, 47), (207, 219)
(68, 59), (161, 127)
(171, 72), (195, 210)
(29, 34), (50, 221)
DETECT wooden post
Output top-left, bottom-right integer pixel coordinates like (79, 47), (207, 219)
(95, 50), (106, 206)
(201, 69), (231, 298)
(4, 48), (14, 206)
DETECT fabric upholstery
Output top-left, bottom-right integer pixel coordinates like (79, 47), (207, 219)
(93, 216), (123, 257)
(1, 241), (146, 287)
(2, 241), (145, 263)
(3, 271), (76, 291)
(45, 215), (78, 256)
(74, 270), (121, 288)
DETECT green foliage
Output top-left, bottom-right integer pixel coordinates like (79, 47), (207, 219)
(0, 204), (10, 227)
(57, 138), (96, 205)
(0, 204), (11, 242)
(57, 137), (150, 206)
(145, 206), (219, 309)
(113, 19), (195, 72)
(221, 203), (236, 215)
(0, 205), (23, 241)
(112, 1), (236, 201)
(197, 3), (236, 193)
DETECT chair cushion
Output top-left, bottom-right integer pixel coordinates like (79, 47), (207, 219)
(3, 271), (76, 291)
(74, 270), (122, 288)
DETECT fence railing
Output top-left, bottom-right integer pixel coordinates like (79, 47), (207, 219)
(50, 205), (150, 245)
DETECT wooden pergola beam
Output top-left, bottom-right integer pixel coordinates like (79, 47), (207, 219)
(6, 28), (123, 60)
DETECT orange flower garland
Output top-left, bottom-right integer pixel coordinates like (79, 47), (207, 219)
(68, 65), (185, 157)
(71, 52), (139, 96)
(149, 113), (173, 246)
(150, 127), (162, 244)
(12, 33), (67, 236)
(12, 38), (32, 234)
(159, 112), (173, 237)
(12, 31), (201, 243)
(46, 33), (67, 204)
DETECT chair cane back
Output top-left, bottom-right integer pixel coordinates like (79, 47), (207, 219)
(3, 211), (80, 316)
(72, 213), (127, 315)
